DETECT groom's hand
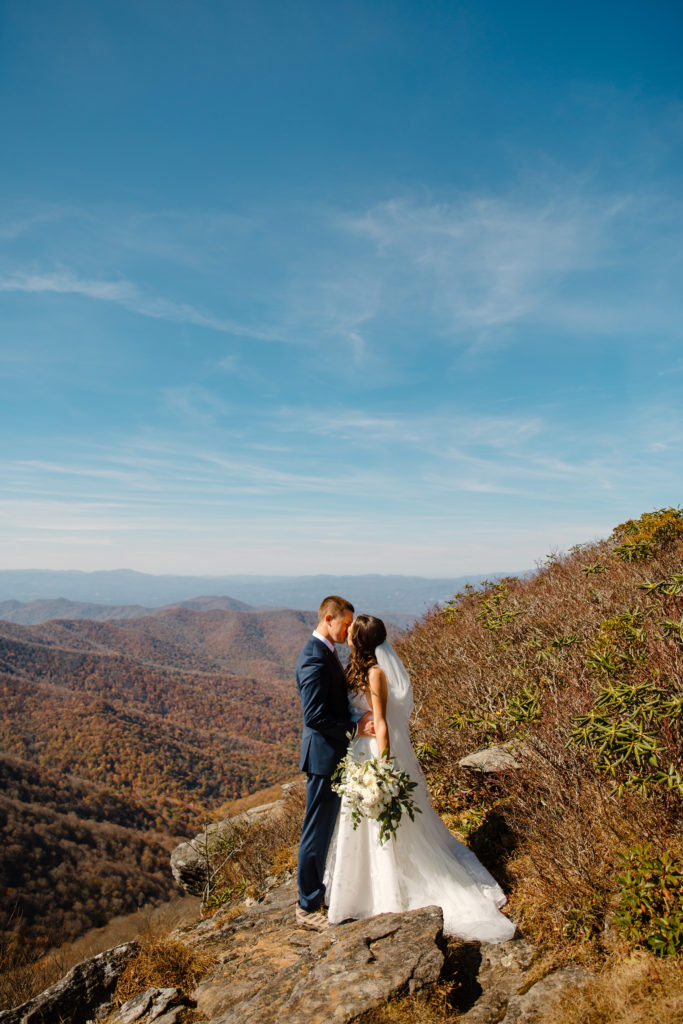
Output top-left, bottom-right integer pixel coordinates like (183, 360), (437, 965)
(356, 711), (375, 738)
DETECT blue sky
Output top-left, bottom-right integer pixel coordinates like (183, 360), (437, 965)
(1, 0), (681, 576)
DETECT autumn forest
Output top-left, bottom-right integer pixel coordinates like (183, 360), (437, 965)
(0, 607), (315, 955)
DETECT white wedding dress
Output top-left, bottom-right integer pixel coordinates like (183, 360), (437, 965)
(324, 642), (516, 941)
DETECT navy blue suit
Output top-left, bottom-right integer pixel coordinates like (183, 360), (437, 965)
(296, 634), (353, 911)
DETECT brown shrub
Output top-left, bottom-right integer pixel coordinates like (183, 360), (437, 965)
(352, 985), (455, 1024)
(203, 784), (306, 907)
(113, 931), (215, 1006)
(395, 510), (683, 957)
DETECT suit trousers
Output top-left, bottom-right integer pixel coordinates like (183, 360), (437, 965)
(297, 772), (340, 911)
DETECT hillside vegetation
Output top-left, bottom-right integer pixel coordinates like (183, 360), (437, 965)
(0, 608), (314, 963)
(0, 753), (174, 956)
(0, 608), (313, 832)
(396, 508), (683, 961)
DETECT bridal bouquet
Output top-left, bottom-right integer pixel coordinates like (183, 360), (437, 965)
(332, 750), (421, 844)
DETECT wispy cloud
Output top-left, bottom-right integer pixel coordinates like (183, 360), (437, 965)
(0, 270), (135, 302)
(4, 184), (680, 363)
(338, 190), (683, 354)
(340, 194), (623, 338)
(162, 385), (230, 427)
(278, 407), (544, 452)
(0, 268), (286, 342)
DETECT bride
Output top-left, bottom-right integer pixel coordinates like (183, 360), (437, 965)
(324, 614), (516, 942)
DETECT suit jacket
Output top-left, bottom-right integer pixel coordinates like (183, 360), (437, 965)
(296, 634), (353, 776)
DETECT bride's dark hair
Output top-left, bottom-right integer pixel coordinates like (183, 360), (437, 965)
(346, 614), (387, 693)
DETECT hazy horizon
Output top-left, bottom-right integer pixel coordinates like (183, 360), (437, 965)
(0, 567), (514, 617)
(0, 567), (520, 580)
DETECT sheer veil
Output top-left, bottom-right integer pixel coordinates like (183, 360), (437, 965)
(375, 640), (413, 726)
(374, 639), (425, 790)
(374, 638), (515, 937)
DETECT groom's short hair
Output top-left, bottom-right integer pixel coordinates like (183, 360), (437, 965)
(318, 595), (354, 620)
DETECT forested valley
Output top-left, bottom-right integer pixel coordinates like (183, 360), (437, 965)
(0, 607), (315, 956)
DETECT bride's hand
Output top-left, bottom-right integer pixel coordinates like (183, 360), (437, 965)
(356, 711), (375, 738)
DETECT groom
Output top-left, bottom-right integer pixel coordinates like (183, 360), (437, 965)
(295, 595), (374, 930)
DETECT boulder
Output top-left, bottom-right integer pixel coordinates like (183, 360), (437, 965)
(459, 939), (590, 1024)
(501, 965), (589, 1023)
(149, 1011), (185, 1024)
(107, 986), (191, 1024)
(169, 836), (209, 897)
(459, 938), (535, 1024)
(170, 790), (296, 897)
(459, 747), (521, 773)
(0, 942), (138, 1024)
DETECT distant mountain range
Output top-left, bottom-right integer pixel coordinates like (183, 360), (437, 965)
(0, 594), (252, 627)
(0, 569), (512, 618)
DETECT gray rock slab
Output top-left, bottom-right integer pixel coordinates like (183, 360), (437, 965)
(151, 1011), (186, 1024)
(191, 877), (444, 1023)
(170, 837), (208, 897)
(459, 938), (536, 1024)
(108, 988), (156, 1024)
(108, 987), (184, 1024)
(501, 965), (589, 1024)
(146, 988), (184, 1022)
(459, 747), (521, 773)
(0, 942), (138, 1024)
(93, 1003), (115, 1022)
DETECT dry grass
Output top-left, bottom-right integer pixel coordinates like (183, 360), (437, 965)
(396, 514), (683, 957)
(353, 983), (458, 1024)
(203, 783), (306, 906)
(113, 930), (216, 1006)
(0, 939), (68, 1013)
(538, 951), (683, 1024)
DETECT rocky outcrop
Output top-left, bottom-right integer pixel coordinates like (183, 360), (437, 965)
(458, 937), (536, 1024)
(105, 986), (193, 1024)
(169, 833), (210, 898)
(188, 879), (443, 1023)
(1, 876), (593, 1024)
(500, 965), (589, 1024)
(0, 942), (138, 1024)
(171, 808), (274, 897)
(458, 938), (589, 1024)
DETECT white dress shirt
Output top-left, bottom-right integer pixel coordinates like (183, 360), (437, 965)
(312, 629), (335, 653)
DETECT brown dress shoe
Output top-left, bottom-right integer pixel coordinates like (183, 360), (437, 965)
(295, 905), (330, 931)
